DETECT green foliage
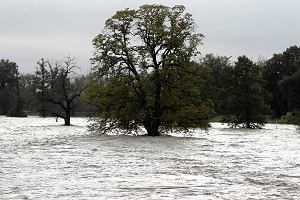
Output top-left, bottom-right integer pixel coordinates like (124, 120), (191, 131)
(222, 56), (270, 128)
(279, 58), (300, 116)
(0, 59), (21, 115)
(263, 46), (300, 117)
(33, 58), (52, 117)
(199, 54), (232, 114)
(87, 4), (212, 135)
(0, 59), (18, 88)
(279, 111), (300, 125)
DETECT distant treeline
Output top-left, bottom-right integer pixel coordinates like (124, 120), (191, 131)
(199, 45), (300, 125)
(0, 57), (94, 125)
(0, 45), (299, 125)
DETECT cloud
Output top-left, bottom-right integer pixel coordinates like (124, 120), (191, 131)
(0, 0), (299, 73)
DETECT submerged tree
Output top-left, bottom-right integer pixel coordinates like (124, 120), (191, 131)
(199, 54), (232, 114)
(19, 73), (38, 114)
(86, 4), (213, 136)
(0, 59), (17, 114)
(0, 59), (26, 117)
(8, 65), (27, 117)
(34, 57), (86, 125)
(263, 46), (300, 118)
(34, 59), (50, 117)
(222, 56), (270, 128)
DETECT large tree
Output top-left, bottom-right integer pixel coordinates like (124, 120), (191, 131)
(199, 54), (232, 115)
(0, 59), (26, 116)
(263, 45), (300, 117)
(86, 5), (213, 136)
(222, 56), (270, 128)
(0, 59), (17, 115)
(34, 57), (86, 125)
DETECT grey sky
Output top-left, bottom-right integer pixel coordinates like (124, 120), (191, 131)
(0, 0), (299, 73)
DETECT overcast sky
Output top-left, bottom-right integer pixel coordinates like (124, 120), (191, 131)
(0, 0), (299, 73)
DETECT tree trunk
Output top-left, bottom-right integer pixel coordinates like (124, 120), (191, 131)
(144, 67), (162, 136)
(246, 121), (251, 128)
(245, 107), (251, 128)
(144, 119), (161, 136)
(64, 116), (70, 126)
(64, 102), (71, 126)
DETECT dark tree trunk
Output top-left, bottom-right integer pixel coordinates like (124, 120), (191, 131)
(245, 107), (251, 128)
(64, 117), (70, 126)
(40, 108), (47, 118)
(143, 67), (162, 136)
(246, 121), (251, 128)
(64, 102), (71, 126)
(144, 119), (161, 136)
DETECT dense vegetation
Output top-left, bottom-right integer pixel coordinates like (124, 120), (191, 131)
(0, 5), (299, 134)
(221, 56), (270, 128)
(86, 5), (212, 136)
(0, 57), (91, 125)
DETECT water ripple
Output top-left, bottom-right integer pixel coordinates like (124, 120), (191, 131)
(0, 117), (299, 199)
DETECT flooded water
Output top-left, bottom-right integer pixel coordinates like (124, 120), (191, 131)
(0, 116), (299, 199)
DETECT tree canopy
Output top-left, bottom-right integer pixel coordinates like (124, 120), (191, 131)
(262, 46), (300, 120)
(0, 59), (26, 116)
(199, 54), (232, 114)
(222, 56), (270, 128)
(86, 4), (213, 136)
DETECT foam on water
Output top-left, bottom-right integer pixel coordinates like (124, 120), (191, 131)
(0, 116), (299, 199)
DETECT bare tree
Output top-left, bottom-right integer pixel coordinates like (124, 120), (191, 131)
(35, 57), (86, 125)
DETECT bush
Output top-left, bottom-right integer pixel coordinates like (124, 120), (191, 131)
(279, 111), (300, 125)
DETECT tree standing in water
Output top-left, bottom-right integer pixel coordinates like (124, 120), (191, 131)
(222, 56), (270, 128)
(0, 59), (26, 117)
(86, 5), (213, 136)
(34, 57), (85, 125)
